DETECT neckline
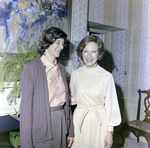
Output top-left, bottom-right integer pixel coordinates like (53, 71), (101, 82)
(82, 65), (99, 73)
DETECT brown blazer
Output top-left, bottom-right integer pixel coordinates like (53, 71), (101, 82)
(20, 58), (74, 148)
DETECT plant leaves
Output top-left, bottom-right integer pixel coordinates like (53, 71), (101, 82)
(0, 43), (41, 105)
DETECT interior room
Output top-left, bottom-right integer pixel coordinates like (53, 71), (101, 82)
(0, 0), (149, 148)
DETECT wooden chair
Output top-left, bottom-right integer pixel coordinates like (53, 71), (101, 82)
(119, 89), (150, 148)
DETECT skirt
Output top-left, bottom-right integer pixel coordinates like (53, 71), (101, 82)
(50, 105), (67, 148)
(34, 105), (67, 148)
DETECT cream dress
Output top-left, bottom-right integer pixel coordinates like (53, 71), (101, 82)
(70, 65), (121, 148)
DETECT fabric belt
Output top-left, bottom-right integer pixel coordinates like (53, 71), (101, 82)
(78, 104), (104, 133)
(50, 105), (64, 112)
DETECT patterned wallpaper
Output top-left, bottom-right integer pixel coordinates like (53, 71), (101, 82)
(66, 0), (88, 75)
(89, 0), (104, 23)
(126, 0), (150, 99)
(112, 30), (127, 99)
(139, 0), (150, 90)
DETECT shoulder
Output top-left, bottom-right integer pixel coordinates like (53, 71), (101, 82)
(57, 63), (66, 72)
(71, 66), (84, 75)
(58, 63), (65, 69)
(98, 66), (114, 80)
(97, 65), (111, 75)
(70, 67), (85, 81)
(22, 58), (44, 73)
(25, 58), (41, 67)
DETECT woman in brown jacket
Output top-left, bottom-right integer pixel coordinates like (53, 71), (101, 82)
(20, 27), (74, 148)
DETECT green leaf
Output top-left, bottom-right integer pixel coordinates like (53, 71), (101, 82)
(0, 42), (41, 105)
(10, 131), (20, 148)
(0, 141), (12, 148)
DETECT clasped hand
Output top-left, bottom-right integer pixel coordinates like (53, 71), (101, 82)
(67, 137), (74, 148)
(104, 131), (113, 148)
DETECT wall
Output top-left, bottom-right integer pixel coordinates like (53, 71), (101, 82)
(124, 1), (150, 131)
(66, 0), (88, 74)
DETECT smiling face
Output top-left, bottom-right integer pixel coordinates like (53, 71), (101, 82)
(45, 38), (64, 62)
(82, 42), (99, 68)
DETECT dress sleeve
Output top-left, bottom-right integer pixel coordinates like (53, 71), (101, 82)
(69, 72), (77, 105)
(20, 64), (34, 148)
(104, 74), (122, 131)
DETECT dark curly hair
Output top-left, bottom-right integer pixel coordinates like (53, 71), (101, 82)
(76, 35), (104, 60)
(38, 27), (67, 55)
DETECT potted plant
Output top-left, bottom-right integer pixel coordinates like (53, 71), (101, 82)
(0, 43), (41, 105)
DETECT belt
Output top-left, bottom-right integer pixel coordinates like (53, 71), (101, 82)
(78, 104), (104, 133)
(50, 105), (64, 112)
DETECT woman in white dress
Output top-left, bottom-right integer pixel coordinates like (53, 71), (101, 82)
(70, 35), (121, 148)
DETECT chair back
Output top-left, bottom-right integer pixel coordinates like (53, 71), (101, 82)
(137, 89), (150, 122)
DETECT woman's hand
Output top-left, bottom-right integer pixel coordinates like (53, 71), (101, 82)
(104, 131), (113, 148)
(67, 137), (74, 147)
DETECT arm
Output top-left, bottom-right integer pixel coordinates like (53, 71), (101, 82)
(104, 131), (113, 148)
(60, 65), (74, 147)
(67, 106), (74, 148)
(69, 72), (77, 105)
(67, 137), (74, 147)
(104, 74), (121, 148)
(104, 74), (121, 127)
(20, 65), (34, 148)
(67, 72), (78, 147)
